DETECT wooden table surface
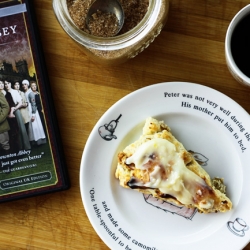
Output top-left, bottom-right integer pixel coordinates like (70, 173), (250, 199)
(1, 0), (250, 249)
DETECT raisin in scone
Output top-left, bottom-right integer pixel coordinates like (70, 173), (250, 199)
(115, 117), (232, 213)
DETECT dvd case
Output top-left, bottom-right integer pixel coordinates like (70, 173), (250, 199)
(0, 0), (70, 202)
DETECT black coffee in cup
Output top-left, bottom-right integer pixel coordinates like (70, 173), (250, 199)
(231, 13), (250, 78)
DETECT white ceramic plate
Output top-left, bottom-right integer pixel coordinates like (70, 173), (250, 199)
(80, 82), (250, 250)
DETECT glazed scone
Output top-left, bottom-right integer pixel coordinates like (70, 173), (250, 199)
(115, 117), (232, 213)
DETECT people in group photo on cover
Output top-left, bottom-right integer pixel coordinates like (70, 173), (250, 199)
(30, 81), (46, 135)
(0, 79), (47, 155)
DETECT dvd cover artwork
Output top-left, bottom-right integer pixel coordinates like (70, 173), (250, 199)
(0, 0), (70, 202)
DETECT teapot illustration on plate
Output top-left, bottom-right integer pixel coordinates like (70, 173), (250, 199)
(98, 114), (122, 141)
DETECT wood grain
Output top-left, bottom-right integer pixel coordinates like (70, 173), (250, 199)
(0, 0), (249, 249)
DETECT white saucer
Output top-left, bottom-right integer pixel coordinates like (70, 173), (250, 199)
(80, 82), (250, 250)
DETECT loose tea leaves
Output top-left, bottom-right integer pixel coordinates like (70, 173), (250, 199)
(67, 0), (149, 37)
(88, 10), (119, 37)
(119, 0), (149, 34)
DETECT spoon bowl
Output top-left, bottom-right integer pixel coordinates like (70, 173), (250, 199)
(86, 0), (124, 36)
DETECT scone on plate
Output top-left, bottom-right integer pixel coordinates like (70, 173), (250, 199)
(115, 117), (232, 213)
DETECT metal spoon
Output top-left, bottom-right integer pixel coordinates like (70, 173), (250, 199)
(86, 0), (124, 36)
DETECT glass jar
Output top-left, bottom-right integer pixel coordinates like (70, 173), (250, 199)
(53, 0), (169, 66)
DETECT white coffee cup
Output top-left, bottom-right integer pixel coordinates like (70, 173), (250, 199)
(225, 5), (250, 87)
